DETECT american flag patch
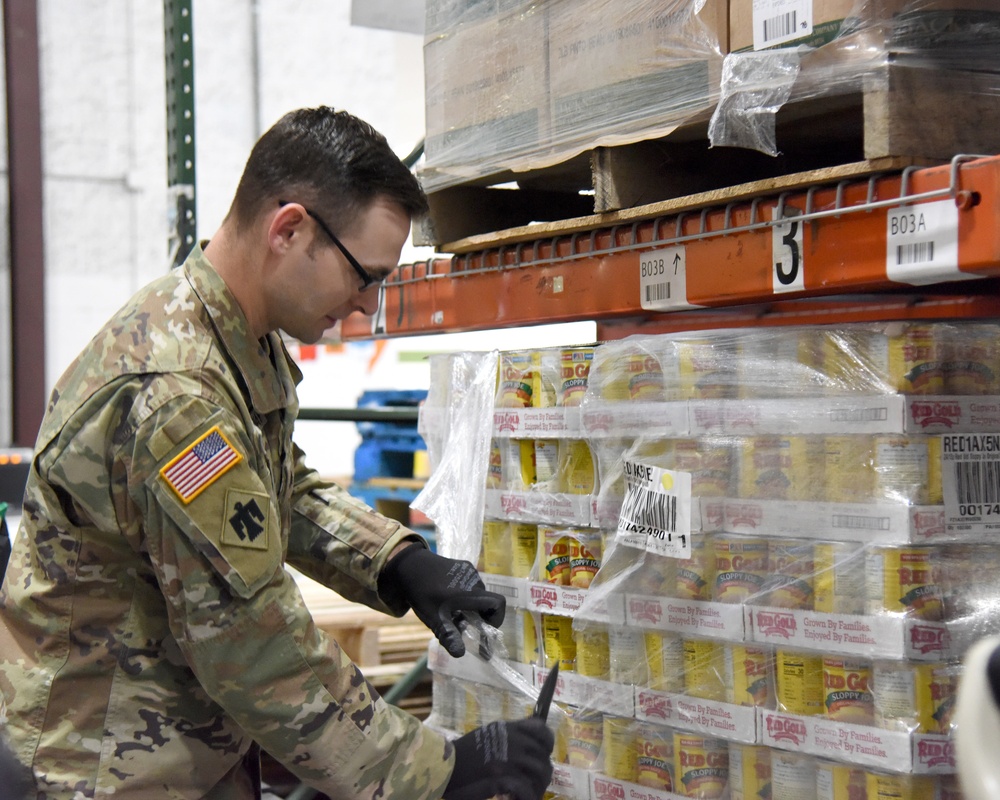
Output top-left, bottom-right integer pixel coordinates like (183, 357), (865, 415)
(160, 426), (242, 504)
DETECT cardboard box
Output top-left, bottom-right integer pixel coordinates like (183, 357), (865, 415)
(423, 1), (547, 174)
(548, 0), (727, 148)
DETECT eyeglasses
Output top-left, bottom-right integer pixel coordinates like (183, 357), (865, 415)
(279, 200), (377, 290)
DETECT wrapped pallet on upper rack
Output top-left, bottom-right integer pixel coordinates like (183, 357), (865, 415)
(414, 319), (1000, 800)
(418, 0), (1000, 246)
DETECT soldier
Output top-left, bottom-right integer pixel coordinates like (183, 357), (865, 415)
(0, 107), (553, 799)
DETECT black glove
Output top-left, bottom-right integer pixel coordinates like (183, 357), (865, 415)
(379, 545), (505, 657)
(444, 719), (555, 800)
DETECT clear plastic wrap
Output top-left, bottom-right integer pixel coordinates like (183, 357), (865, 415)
(711, 0), (1000, 155)
(418, 321), (1000, 798)
(420, 0), (726, 192)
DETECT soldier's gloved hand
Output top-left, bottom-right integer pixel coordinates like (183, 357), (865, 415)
(444, 719), (554, 800)
(380, 544), (505, 657)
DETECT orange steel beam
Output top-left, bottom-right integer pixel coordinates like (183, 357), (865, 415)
(342, 156), (1000, 340)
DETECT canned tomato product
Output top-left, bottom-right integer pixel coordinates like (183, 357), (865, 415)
(603, 716), (638, 782)
(510, 522), (538, 579)
(542, 614), (576, 671)
(575, 625), (610, 680)
(881, 322), (946, 395)
(866, 546), (944, 621)
(564, 709), (603, 768)
(645, 630), (685, 693)
(683, 638), (726, 703)
(874, 435), (942, 506)
(609, 626), (649, 686)
(725, 645), (775, 707)
(486, 439), (504, 489)
(635, 721), (674, 791)
(569, 530), (602, 588)
(673, 733), (729, 799)
(498, 350), (535, 407)
(823, 435), (875, 504)
(872, 661), (956, 734)
(728, 743), (772, 800)
(533, 439), (560, 488)
(481, 520), (511, 575)
(515, 439), (536, 489)
(539, 527), (572, 585)
(943, 322), (1000, 394)
(628, 352), (667, 401)
(775, 649), (824, 716)
(558, 347), (594, 406)
(865, 770), (937, 800)
(676, 535), (715, 601)
(822, 657), (874, 725)
(816, 760), (867, 800)
(499, 609), (540, 665)
(813, 541), (866, 615)
(677, 337), (738, 400)
(531, 349), (557, 408)
(675, 439), (734, 498)
(768, 538), (815, 610)
(772, 750), (817, 800)
(713, 535), (769, 604)
(560, 439), (595, 495)
(740, 436), (822, 501)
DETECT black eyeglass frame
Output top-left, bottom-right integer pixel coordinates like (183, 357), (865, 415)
(278, 200), (377, 290)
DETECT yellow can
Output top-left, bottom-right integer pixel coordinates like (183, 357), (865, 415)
(542, 614), (576, 671)
(560, 439), (595, 495)
(558, 346), (594, 407)
(726, 645), (775, 707)
(500, 609), (540, 665)
(683, 638), (726, 703)
(883, 322), (946, 395)
(728, 744), (772, 800)
(872, 661), (957, 734)
(768, 538), (815, 610)
(531, 349), (557, 408)
(771, 750), (817, 800)
(874, 435), (942, 506)
(823, 435), (875, 504)
(944, 322), (1000, 394)
(564, 709), (603, 769)
(673, 733), (729, 799)
(603, 716), (638, 782)
(740, 435), (822, 501)
(510, 522), (538, 579)
(635, 721), (674, 791)
(516, 438), (536, 489)
(775, 649), (824, 716)
(866, 546), (944, 621)
(675, 439), (734, 498)
(628, 352), (666, 401)
(814, 541), (866, 615)
(712, 535), (769, 604)
(822, 657), (874, 725)
(676, 535), (715, 601)
(677, 337), (738, 400)
(816, 760), (867, 800)
(486, 438), (504, 489)
(481, 519), (512, 575)
(569, 530), (602, 589)
(645, 630), (685, 693)
(539, 527), (572, 585)
(866, 771), (937, 800)
(575, 626), (610, 680)
(609, 626), (649, 686)
(533, 439), (560, 488)
(498, 350), (535, 407)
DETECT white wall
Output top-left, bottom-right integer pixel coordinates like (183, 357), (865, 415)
(3, 0), (595, 476)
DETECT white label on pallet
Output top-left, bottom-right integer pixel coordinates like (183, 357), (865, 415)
(941, 433), (1000, 533)
(885, 199), (967, 285)
(772, 207), (805, 294)
(640, 246), (699, 311)
(753, 0), (813, 50)
(618, 462), (692, 558)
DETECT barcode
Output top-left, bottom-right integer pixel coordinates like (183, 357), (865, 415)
(832, 515), (890, 531)
(485, 582), (519, 599)
(763, 11), (796, 42)
(896, 241), (935, 265)
(621, 484), (677, 533)
(645, 282), (671, 303)
(828, 407), (889, 423)
(956, 461), (1000, 504)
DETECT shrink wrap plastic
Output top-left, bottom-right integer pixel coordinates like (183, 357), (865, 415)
(421, 322), (1000, 796)
(710, 0), (1000, 155)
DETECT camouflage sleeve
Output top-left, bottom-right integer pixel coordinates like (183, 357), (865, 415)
(285, 442), (428, 616)
(126, 395), (453, 799)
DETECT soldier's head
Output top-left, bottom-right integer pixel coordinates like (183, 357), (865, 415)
(225, 106), (428, 242)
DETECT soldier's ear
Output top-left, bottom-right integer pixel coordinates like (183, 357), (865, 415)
(268, 203), (307, 254)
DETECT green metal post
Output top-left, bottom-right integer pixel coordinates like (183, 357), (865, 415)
(164, 0), (196, 267)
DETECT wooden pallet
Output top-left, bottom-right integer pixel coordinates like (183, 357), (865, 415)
(416, 62), (1000, 250)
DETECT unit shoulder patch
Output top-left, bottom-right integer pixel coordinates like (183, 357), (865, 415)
(159, 426), (242, 503)
(221, 488), (271, 551)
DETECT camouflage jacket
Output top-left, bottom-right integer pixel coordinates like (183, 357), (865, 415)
(0, 246), (452, 799)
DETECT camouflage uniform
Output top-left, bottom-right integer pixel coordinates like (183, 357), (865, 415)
(0, 245), (453, 799)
